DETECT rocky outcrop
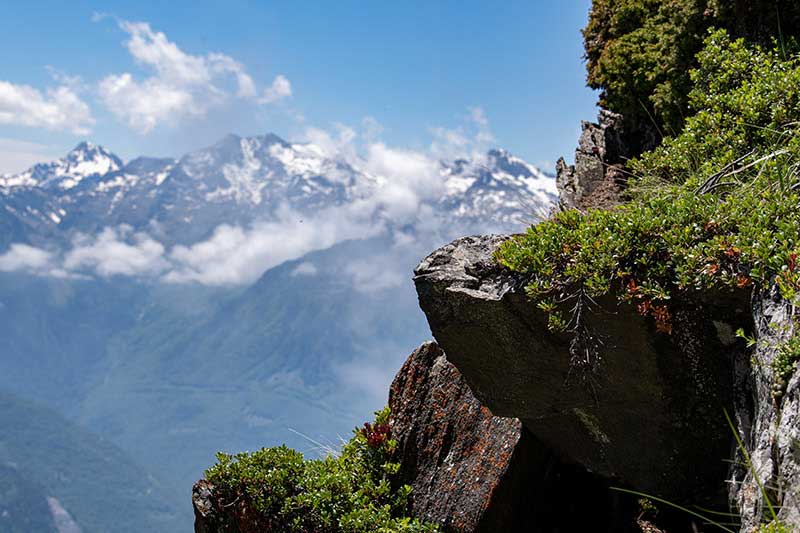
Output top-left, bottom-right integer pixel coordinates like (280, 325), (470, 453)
(389, 341), (641, 532)
(389, 342), (528, 531)
(192, 480), (221, 533)
(556, 109), (628, 210)
(732, 288), (800, 530)
(414, 234), (751, 507)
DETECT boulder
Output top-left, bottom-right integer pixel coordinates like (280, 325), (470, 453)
(389, 341), (530, 531)
(389, 341), (639, 532)
(413, 234), (750, 505)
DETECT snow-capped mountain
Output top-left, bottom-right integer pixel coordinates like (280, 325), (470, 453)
(1, 142), (122, 191)
(0, 133), (556, 252)
(440, 149), (556, 228)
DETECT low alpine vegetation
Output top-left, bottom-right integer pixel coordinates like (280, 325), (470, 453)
(497, 30), (800, 339)
(204, 407), (438, 533)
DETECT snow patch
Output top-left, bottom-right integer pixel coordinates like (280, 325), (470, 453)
(47, 497), (82, 533)
(207, 138), (268, 205)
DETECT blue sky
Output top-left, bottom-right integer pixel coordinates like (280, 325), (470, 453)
(0, 0), (597, 174)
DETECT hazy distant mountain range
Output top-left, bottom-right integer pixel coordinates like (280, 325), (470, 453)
(0, 134), (555, 252)
(0, 134), (556, 531)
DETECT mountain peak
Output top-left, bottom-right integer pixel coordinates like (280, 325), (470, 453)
(68, 141), (121, 162)
(0, 135), (557, 244)
(258, 132), (288, 147)
(32, 143), (124, 190)
(72, 140), (96, 152)
(210, 133), (288, 152)
(487, 148), (508, 158)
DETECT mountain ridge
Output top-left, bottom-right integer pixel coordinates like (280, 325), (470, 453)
(0, 133), (556, 254)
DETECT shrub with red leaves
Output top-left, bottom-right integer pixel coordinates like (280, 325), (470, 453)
(360, 422), (391, 449)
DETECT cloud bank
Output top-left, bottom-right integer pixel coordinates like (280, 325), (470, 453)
(0, 244), (54, 272)
(63, 226), (168, 277)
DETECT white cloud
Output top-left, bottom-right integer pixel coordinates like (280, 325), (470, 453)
(298, 124), (446, 225)
(100, 20), (284, 133)
(99, 74), (197, 133)
(64, 226), (168, 277)
(121, 21), (210, 85)
(259, 75), (292, 104)
(165, 204), (382, 285)
(301, 124), (357, 162)
(429, 106), (494, 161)
(0, 81), (94, 135)
(300, 120), (444, 221)
(362, 143), (443, 222)
(157, 137), (448, 284)
(209, 53), (257, 98)
(0, 244), (54, 272)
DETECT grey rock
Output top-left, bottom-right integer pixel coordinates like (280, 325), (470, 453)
(556, 109), (627, 210)
(732, 287), (800, 530)
(414, 234), (747, 504)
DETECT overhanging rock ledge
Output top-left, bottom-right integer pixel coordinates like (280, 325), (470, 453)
(413, 234), (749, 504)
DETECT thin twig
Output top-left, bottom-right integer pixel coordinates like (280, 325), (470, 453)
(695, 150), (756, 194)
(696, 149), (789, 195)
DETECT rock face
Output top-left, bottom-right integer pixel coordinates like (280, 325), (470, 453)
(389, 341), (639, 532)
(414, 234), (750, 505)
(732, 287), (800, 530)
(192, 480), (219, 533)
(556, 109), (628, 210)
(389, 342), (530, 531)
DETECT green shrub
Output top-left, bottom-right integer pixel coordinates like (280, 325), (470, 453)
(772, 333), (800, 401)
(584, 1), (800, 148)
(583, 0), (713, 141)
(204, 407), (438, 533)
(498, 30), (800, 342)
(757, 522), (793, 533)
(633, 29), (800, 189)
(498, 177), (800, 335)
